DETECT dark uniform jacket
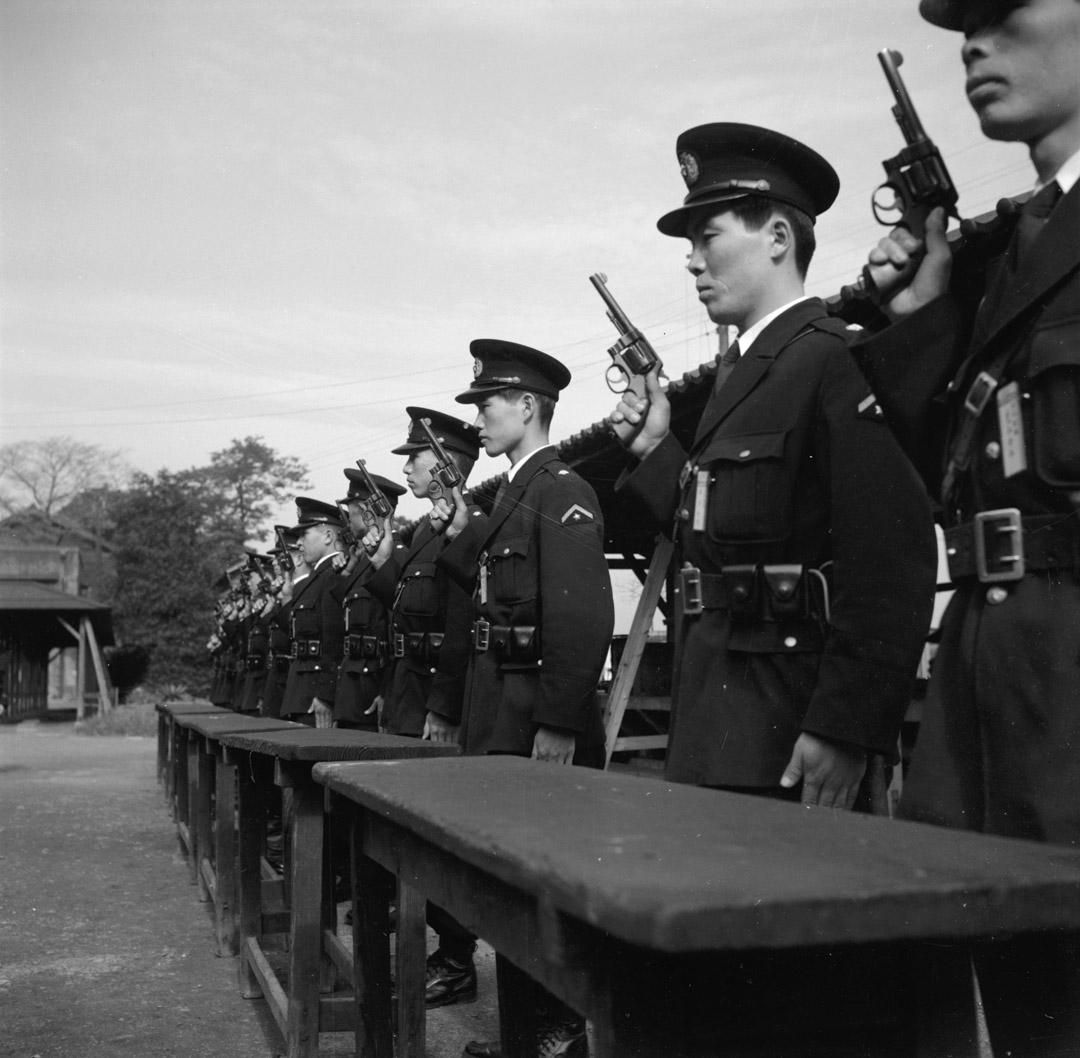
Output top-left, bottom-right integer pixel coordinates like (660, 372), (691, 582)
(330, 551), (391, 728)
(364, 518), (476, 736)
(854, 182), (1080, 843)
(438, 447), (614, 759)
(620, 297), (937, 788)
(279, 557), (345, 718)
(210, 612), (243, 708)
(263, 591), (299, 719)
(236, 610), (269, 713)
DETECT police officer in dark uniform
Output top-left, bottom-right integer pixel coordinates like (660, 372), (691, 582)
(855, 2), (1080, 1049)
(611, 123), (937, 806)
(435, 341), (614, 1058)
(361, 409), (482, 1009)
(331, 468), (406, 730)
(362, 409), (481, 740)
(263, 528), (306, 719)
(279, 498), (346, 727)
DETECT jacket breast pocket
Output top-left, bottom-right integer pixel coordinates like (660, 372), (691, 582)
(397, 563), (439, 618)
(346, 593), (380, 630)
(1028, 317), (1080, 487)
(487, 535), (537, 604)
(698, 429), (793, 543)
(291, 603), (318, 637)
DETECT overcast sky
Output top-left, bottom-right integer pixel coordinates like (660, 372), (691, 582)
(1, 0), (1029, 522)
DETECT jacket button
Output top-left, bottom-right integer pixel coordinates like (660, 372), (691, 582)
(986, 586), (1009, 605)
(739, 449), (751, 459)
(678, 508), (690, 522)
(984, 441), (1001, 460)
(784, 636), (798, 648)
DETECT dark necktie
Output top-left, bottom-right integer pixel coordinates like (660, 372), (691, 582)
(1015, 181), (1062, 268)
(714, 340), (741, 392)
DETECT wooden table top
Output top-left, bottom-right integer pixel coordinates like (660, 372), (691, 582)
(216, 727), (462, 763)
(156, 701), (229, 716)
(314, 756), (1080, 954)
(178, 714), (304, 738)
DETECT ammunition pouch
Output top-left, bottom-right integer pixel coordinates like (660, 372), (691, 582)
(392, 631), (444, 663)
(679, 564), (822, 623)
(346, 632), (386, 664)
(245, 653), (267, 673)
(290, 638), (322, 660)
(472, 620), (540, 663)
(272, 653), (291, 675)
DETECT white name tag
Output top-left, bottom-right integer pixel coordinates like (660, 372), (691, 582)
(996, 381), (1027, 479)
(692, 470), (709, 533)
(479, 563), (488, 605)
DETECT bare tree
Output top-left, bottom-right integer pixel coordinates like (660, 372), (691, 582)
(0, 437), (128, 517)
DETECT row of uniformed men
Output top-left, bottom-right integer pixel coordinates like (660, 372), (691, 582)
(200, 0), (1080, 1049)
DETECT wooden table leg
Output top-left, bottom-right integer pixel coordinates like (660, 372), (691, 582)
(195, 736), (214, 902)
(238, 752), (266, 1000)
(396, 877), (427, 1058)
(214, 749), (239, 955)
(284, 766), (323, 1058)
(352, 810), (394, 1058)
(496, 953), (537, 1058)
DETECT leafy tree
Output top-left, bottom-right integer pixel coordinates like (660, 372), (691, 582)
(188, 436), (309, 546)
(109, 470), (228, 692)
(0, 436), (127, 517)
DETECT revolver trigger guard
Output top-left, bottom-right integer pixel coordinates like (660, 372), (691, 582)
(605, 363), (629, 395)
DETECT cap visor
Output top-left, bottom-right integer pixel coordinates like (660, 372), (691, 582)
(657, 191), (755, 237)
(919, 0), (964, 29)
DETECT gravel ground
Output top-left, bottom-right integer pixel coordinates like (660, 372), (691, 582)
(0, 721), (499, 1058)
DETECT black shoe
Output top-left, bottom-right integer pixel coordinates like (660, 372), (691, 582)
(463, 1041), (500, 1058)
(463, 1016), (586, 1058)
(537, 1018), (587, 1058)
(425, 949), (477, 1008)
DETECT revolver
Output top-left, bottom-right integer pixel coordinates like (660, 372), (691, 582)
(417, 419), (464, 497)
(590, 272), (662, 398)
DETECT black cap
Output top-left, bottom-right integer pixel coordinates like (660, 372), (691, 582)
(454, 339), (571, 404)
(918, 0), (966, 29)
(339, 468), (407, 506)
(289, 497), (343, 533)
(390, 407), (481, 459)
(657, 123), (840, 237)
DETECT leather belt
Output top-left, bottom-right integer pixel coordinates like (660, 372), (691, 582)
(944, 509), (1080, 583)
(679, 564), (829, 622)
(245, 653), (267, 672)
(290, 638), (321, 659)
(345, 632), (385, 662)
(472, 620), (540, 661)
(392, 632), (444, 661)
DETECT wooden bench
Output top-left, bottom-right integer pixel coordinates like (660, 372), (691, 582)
(155, 701), (227, 807)
(214, 728), (460, 1058)
(315, 755), (1080, 1058)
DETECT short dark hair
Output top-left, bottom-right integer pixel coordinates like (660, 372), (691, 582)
(500, 388), (556, 428)
(448, 451), (475, 481)
(727, 196), (816, 277)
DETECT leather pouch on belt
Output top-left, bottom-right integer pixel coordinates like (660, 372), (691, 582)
(725, 565), (759, 621)
(425, 632), (445, 662)
(762, 565), (808, 620)
(511, 625), (538, 661)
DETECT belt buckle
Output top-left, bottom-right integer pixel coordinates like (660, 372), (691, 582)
(474, 619), (490, 652)
(393, 633), (405, 658)
(680, 566), (703, 616)
(974, 508), (1024, 583)
(963, 371), (997, 416)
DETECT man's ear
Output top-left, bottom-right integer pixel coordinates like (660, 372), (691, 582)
(769, 215), (793, 263)
(520, 391), (536, 422)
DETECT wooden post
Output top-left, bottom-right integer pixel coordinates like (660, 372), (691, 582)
(603, 537), (674, 765)
(77, 617), (87, 720)
(85, 618), (113, 713)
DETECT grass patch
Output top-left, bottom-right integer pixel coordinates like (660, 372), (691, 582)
(76, 700), (158, 738)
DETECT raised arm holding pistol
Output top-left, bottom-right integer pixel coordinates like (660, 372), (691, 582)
(418, 419), (463, 497)
(590, 272), (662, 399)
(848, 49), (960, 302)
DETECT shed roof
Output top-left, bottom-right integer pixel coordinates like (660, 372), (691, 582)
(0, 580), (114, 647)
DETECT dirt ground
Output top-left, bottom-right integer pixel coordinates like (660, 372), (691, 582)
(0, 721), (500, 1058)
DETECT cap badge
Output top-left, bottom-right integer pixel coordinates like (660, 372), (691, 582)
(678, 151), (700, 188)
(472, 357), (483, 379)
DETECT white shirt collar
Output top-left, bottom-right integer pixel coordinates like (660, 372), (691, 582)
(1040, 144), (1080, 195)
(735, 295), (813, 356)
(313, 551), (341, 572)
(506, 444), (554, 482)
